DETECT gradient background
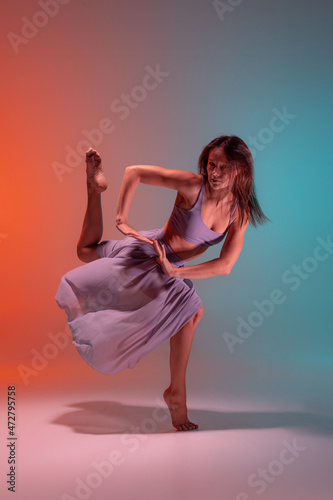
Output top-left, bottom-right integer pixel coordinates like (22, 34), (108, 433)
(1, 1), (333, 499)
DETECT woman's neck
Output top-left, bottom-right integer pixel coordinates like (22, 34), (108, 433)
(204, 182), (234, 207)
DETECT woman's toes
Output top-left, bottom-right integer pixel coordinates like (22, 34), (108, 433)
(86, 148), (94, 157)
(177, 421), (198, 431)
(85, 150), (107, 192)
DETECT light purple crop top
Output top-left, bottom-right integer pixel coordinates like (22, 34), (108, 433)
(168, 174), (238, 247)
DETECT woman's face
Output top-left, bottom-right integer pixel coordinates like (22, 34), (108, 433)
(206, 147), (234, 190)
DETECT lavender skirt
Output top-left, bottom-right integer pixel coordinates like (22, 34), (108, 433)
(55, 228), (202, 375)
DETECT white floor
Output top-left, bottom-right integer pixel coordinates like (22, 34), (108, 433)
(2, 377), (333, 500)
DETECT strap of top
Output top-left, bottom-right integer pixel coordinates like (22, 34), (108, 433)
(197, 174), (205, 209)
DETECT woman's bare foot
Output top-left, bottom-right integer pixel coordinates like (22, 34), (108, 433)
(163, 387), (199, 431)
(86, 148), (108, 193)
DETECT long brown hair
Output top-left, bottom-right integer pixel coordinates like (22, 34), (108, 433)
(198, 135), (271, 228)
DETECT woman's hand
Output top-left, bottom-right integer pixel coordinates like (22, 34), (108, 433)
(152, 238), (178, 278)
(116, 221), (153, 245)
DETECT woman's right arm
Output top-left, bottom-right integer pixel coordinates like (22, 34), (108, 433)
(115, 165), (198, 242)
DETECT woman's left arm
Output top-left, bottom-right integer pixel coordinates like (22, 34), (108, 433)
(153, 218), (249, 279)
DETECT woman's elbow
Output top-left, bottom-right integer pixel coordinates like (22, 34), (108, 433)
(223, 265), (232, 275)
(125, 165), (138, 177)
(122, 166), (141, 188)
(218, 260), (234, 276)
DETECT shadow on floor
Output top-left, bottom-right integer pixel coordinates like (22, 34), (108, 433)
(51, 400), (333, 435)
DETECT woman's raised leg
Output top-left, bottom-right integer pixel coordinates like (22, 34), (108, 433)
(77, 149), (107, 263)
(163, 306), (204, 431)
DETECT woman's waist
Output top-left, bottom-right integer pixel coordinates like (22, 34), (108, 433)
(161, 222), (207, 261)
(139, 224), (207, 263)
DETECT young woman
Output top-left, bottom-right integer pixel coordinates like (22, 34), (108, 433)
(55, 135), (269, 431)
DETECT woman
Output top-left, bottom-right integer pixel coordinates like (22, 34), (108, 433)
(55, 135), (269, 431)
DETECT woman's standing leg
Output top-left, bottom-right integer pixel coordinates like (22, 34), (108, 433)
(163, 306), (204, 431)
(77, 149), (107, 263)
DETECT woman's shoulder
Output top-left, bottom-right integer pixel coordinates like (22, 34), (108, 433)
(177, 171), (202, 187)
(174, 173), (203, 209)
(187, 172), (203, 190)
(176, 171), (202, 195)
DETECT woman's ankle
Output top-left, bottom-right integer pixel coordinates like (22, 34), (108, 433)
(165, 385), (186, 398)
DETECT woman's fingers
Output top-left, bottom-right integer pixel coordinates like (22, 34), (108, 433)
(141, 236), (154, 245)
(153, 240), (168, 268)
(133, 234), (153, 245)
(152, 239), (175, 277)
(117, 222), (153, 245)
(152, 239), (160, 260)
(152, 238), (162, 256)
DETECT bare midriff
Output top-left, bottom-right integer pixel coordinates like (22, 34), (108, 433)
(162, 219), (208, 262)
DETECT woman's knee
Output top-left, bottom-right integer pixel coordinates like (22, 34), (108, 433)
(77, 245), (99, 263)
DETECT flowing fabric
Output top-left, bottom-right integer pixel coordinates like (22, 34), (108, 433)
(55, 228), (202, 375)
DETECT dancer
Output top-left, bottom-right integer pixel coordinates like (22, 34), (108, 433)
(55, 136), (269, 431)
